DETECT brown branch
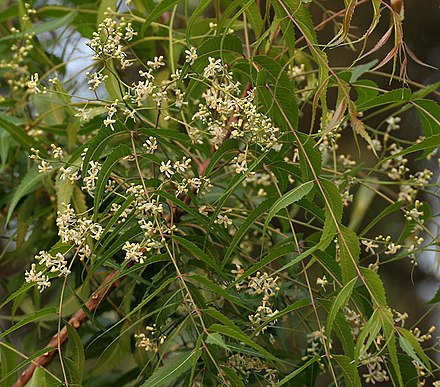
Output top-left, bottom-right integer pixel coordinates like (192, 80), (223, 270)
(14, 268), (125, 387)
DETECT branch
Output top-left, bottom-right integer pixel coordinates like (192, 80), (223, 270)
(14, 268), (124, 387)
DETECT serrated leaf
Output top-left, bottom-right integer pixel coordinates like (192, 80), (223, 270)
(245, 1), (264, 38)
(27, 367), (48, 387)
(141, 0), (180, 35)
(349, 60), (378, 83)
(338, 226), (360, 284)
(0, 11), (77, 43)
(327, 277), (357, 337)
(209, 324), (277, 361)
(0, 307), (57, 340)
(140, 348), (202, 387)
(6, 165), (44, 225)
(173, 236), (221, 273)
(276, 357), (320, 386)
(319, 179), (343, 250)
(333, 354), (362, 387)
(224, 198), (274, 263)
(398, 328), (432, 373)
(255, 55), (298, 130)
(357, 88), (411, 110)
(263, 181), (314, 235)
(355, 309), (381, 359)
(65, 323), (85, 384)
(360, 267), (387, 307)
(94, 144), (132, 218)
(188, 274), (249, 310)
(206, 333), (228, 349)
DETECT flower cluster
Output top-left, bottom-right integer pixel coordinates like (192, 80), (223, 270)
(226, 354), (277, 385)
(25, 251), (71, 292)
(360, 353), (389, 384)
(191, 58), (281, 168)
(86, 16), (136, 69)
(134, 324), (166, 352)
(232, 267), (281, 333)
(56, 203), (103, 260)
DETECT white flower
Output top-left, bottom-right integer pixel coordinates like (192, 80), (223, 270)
(26, 73), (41, 93)
(143, 136), (158, 154)
(147, 55), (165, 69)
(361, 240), (379, 254)
(159, 160), (174, 178)
(38, 160), (52, 174)
(185, 47), (198, 65)
(203, 57), (223, 78)
(123, 242), (144, 263)
(214, 214), (233, 228)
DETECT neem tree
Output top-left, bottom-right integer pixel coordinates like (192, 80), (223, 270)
(0, 0), (439, 386)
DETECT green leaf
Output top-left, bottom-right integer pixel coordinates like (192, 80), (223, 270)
(140, 348), (202, 387)
(0, 345), (58, 386)
(360, 267), (387, 307)
(254, 55), (298, 130)
(360, 201), (403, 237)
(225, 198), (275, 263)
(357, 88), (411, 110)
(388, 132), (440, 160)
(82, 124), (126, 180)
(380, 308), (403, 387)
(55, 174), (75, 213)
(94, 144), (132, 218)
(245, 2), (264, 38)
(354, 80), (379, 106)
(398, 328), (432, 373)
(413, 99), (440, 137)
(319, 178), (343, 250)
(333, 354), (362, 387)
(185, 0), (211, 43)
(276, 357), (320, 386)
(209, 324), (277, 361)
(141, 0), (180, 35)
(253, 299), (309, 336)
(6, 165), (44, 225)
(0, 128), (13, 167)
(188, 274), (249, 310)
(0, 343), (17, 387)
(0, 115), (45, 155)
(263, 181), (314, 234)
(206, 333), (228, 350)
(338, 225), (360, 284)
(27, 367), (48, 387)
(326, 277), (357, 337)
(349, 60), (378, 83)
(273, 1), (296, 57)
(396, 354), (419, 387)
(0, 307), (57, 340)
(355, 309), (381, 360)
(65, 323), (85, 384)
(173, 236), (221, 273)
(0, 11), (77, 42)
(296, 132), (323, 182)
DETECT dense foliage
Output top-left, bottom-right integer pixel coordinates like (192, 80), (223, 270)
(0, 0), (439, 386)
